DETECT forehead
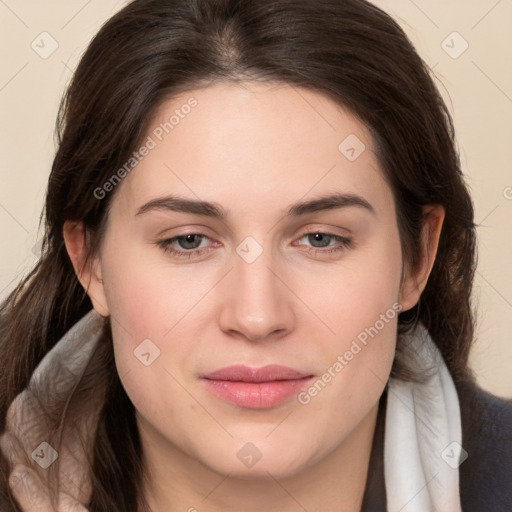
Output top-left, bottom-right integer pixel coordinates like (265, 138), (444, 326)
(112, 81), (394, 220)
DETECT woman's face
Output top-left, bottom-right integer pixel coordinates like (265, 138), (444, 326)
(82, 81), (417, 479)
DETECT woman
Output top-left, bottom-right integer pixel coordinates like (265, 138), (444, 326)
(0, 0), (510, 510)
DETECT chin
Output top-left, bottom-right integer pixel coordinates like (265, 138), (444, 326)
(199, 441), (316, 481)
(217, 461), (306, 482)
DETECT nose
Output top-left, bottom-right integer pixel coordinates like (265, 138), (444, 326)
(218, 245), (296, 342)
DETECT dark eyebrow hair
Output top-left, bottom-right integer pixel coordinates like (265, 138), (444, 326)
(285, 193), (375, 217)
(135, 193), (375, 219)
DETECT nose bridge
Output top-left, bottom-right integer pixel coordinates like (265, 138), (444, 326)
(219, 237), (294, 340)
(237, 249), (277, 315)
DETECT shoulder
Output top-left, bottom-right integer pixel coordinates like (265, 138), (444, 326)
(456, 377), (512, 512)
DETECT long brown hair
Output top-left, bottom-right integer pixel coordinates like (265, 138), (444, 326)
(0, 0), (477, 509)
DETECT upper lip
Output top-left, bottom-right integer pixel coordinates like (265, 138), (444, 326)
(201, 365), (313, 383)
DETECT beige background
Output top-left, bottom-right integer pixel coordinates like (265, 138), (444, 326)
(1, 1), (511, 398)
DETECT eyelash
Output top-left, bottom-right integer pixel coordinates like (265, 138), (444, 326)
(156, 231), (353, 259)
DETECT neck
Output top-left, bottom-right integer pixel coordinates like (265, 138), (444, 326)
(137, 402), (380, 512)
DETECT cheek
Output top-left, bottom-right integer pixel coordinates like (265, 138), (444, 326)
(98, 237), (207, 417)
(302, 230), (403, 341)
(100, 237), (184, 336)
(295, 228), (402, 399)
(293, 270), (400, 451)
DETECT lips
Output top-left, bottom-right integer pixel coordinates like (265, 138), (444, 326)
(201, 364), (311, 382)
(200, 365), (314, 409)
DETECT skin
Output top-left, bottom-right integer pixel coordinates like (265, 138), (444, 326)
(61, 81), (444, 512)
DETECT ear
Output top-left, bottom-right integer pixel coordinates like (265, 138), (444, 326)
(62, 221), (110, 317)
(399, 205), (445, 312)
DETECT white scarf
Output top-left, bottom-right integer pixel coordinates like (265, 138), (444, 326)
(385, 324), (464, 511)
(1, 309), (463, 511)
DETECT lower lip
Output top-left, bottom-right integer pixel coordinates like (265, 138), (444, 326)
(201, 377), (314, 409)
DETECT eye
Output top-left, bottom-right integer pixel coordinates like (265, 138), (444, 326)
(156, 230), (353, 260)
(293, 231), (353, 255)
(156, 233), (216, 259)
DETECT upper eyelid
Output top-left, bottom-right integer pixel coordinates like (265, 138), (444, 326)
(160, 221), (351, 238)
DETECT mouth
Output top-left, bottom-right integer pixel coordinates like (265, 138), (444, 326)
(200, 365), (315, 409)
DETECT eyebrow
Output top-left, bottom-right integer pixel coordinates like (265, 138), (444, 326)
(135, 192), (375, 219)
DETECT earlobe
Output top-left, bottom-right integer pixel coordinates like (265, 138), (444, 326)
(399, 205), (445, 312)
(62, 221), (110, 317)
